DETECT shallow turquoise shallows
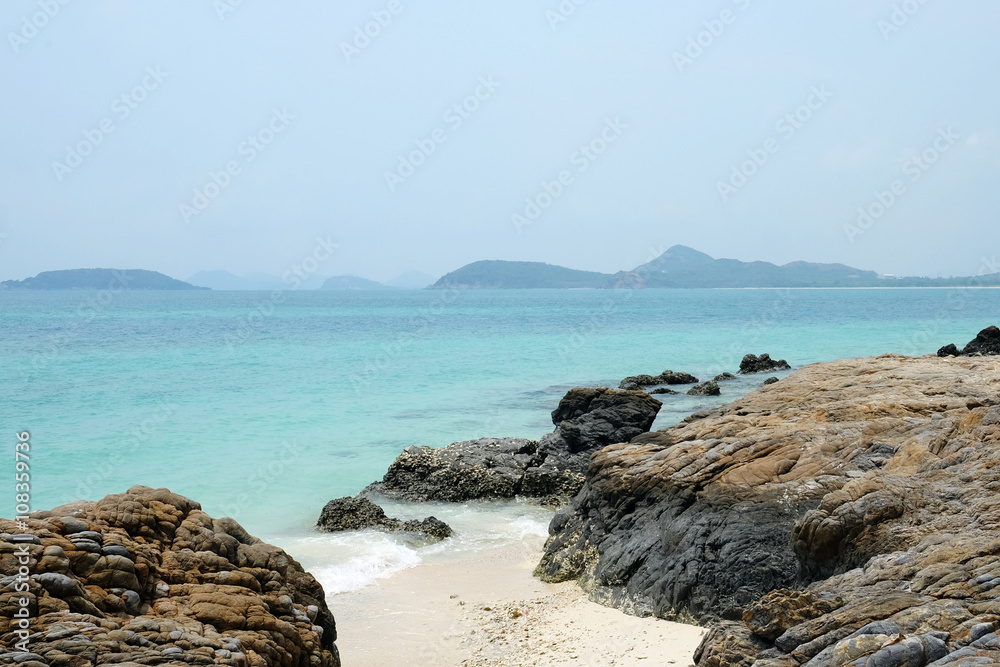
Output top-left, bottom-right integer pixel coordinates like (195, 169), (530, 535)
(1, 288), (997, 592)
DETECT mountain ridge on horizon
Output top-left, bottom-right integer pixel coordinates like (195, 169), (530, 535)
(5, 248), (998, 291)
(430, 245), (1000, 290)
(0, 268), (207, 291)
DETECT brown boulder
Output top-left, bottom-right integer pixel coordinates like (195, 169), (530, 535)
(0, 486), (339, 667)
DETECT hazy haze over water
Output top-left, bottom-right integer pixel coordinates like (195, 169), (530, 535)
(1, 1), (997, 282)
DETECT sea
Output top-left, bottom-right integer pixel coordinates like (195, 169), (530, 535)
(2, 287), (997, 597)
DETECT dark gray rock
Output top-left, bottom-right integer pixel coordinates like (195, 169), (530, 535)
(650, 387), (679, 395)
(4, 654), (47, 665)
(714, 373), (737, 382)
(364, 438), (540, 502)
(739, 353), (791, 374)
(958, 326), (1000, 356)
(58, 516), (91, 534)
(366, 387), (662, 503)
(938, 326), (1000, 358)
(70, 538), (103, 553)
(619, 370), (699, 390)
(969, 623), (995, 642)
(316, 497), (452, 542)
(35, 572), (84, 598)
(70, 530), (104, 544)
(687, 381), (721, 396)
(550, 388), (661, 453)
(122, 589), (141, 615)
(846, 633), (947, 666)
(763, 376), (779, 386)
(102, 545), (131, 558)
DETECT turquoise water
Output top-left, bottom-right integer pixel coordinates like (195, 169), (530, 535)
(2, 288), (997, 591)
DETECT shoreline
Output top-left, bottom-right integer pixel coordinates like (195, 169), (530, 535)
(331, 530), (705, 666)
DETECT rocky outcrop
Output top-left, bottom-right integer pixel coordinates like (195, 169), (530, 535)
(366, 388), (661, 503)
(364, 437), (545, 502)
(535, 354), (1000, 666)
(763, 376), (779, 385)
(738, 353), (791, 374)
(619, 371), (699, 390)
(0, 486), (339, 667)
(938, 325), (1000, 357)
(316, 497), (451, 541)
(687, 381), (721, 396)
(546, 387), (661, 452)
(715, 373), (737, 382)
(936, 343), (960, 357)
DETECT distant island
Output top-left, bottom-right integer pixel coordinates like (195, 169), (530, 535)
(320, 275), (397, 291)
(187, 270), (437, 291)
(9, 250), (999, 292)
(187, 270), (328, 291)
(0, 269), (207, 291)
(430, 245), (1000, 289)
(432, 260), (610, 289)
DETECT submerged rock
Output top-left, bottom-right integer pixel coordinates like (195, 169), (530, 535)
(763, 376), (779, 385)
(938, 325), (1000, 357)
(650, 387), (679, 395)
(714, 372), (737, 382)
(316, 496), (452, 541)
(739, 353), (791, 374)
(619, 370), (699, 390)
(535, 353), (1000, 665)
(687, 380), (721, 396)
(366, 388), (661, 503)
(0, 486), (340, 667)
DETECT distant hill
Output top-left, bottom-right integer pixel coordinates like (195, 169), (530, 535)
(320, 275), (397, 290)
(430, 246), (1000, 289)
(188, 270), (328, 290)
(1, 269), (207, 291)
(621, 245), (881, 288)
(385, 270), (437, 289)
(187, 270), (259, 290)
(430, 260), (611, 289)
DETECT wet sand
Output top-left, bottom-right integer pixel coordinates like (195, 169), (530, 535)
(332, 534), (705, 666)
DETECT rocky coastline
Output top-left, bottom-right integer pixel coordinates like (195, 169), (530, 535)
(534, 334), (1000, 665)
(10, 326), (1000, 666)
(350, 326), (1000, 666)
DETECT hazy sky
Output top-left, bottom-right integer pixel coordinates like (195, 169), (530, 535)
(1, 1), (997, 283)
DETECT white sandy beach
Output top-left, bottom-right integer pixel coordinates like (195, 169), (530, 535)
(332, 533), (705, 666)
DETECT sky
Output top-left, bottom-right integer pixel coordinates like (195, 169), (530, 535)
(1, 1), (998, 283)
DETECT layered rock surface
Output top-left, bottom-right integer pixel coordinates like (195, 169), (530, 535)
(365, 387), (661, 503)
(535, 354), (1000, 666)
(0, 486), (339, 667)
